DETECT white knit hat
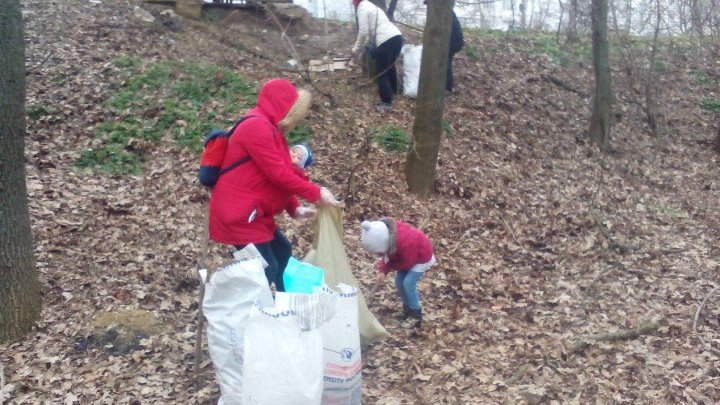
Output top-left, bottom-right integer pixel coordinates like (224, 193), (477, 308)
(361, 220), (390, 253)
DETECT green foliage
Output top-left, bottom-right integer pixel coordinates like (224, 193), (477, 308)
(114, 56), (139, 69)
(26, 104), (56, 121)
(76, 144), (143, 175)
(77, 58), (256, 173)
(442, 120), (455, 137)
(287, 123), (313, 145)
(692, 70), (712, 85)
(700, 98), (720, 115)
(464, 44), (479, 61)
(370, 125), (411, 152)
(525, 34), (592, 67)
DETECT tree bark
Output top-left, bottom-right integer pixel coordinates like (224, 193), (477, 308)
(566, 0), (579, 42)
(0, 0), (41, 344)
(589, 0), (612, 151)
(369, 0), (386, 12)
(386, 0), (399, 20)
(405, 0), (453, 197)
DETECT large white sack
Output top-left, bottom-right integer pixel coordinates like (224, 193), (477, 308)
(321, 284), (362, 405)
(402, 44), (423, 98)
(242, 289), (337, 405)
(203, 257), (274, 405)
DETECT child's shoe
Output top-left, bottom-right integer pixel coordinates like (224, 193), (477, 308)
(400, 308), (422, 328)
(396, 304), (410, 320)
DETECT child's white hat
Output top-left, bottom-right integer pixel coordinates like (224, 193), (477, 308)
(292, 144), (314, 168)
(361, 220), (390, 253)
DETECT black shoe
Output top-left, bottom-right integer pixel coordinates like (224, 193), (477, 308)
(375, 102), (392, 112)
(400, 308), (422, 328)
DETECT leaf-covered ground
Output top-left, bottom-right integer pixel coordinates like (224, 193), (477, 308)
(2, 0), (720, 404)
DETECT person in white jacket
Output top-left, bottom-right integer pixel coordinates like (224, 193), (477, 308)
(350, 0), (403, 112)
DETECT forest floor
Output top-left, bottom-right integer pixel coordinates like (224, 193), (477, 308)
(2, 0), (720, 404)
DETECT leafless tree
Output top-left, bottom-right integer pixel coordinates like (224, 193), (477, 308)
(589, 0), (612, 150)
(0, 0), (41, 344)
(406, 0), (454, 196)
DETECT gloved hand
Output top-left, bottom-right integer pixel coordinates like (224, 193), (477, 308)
(294, 206), (316, 220)
(319, 187), (340, 207)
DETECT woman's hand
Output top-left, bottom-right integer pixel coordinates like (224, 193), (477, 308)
(376, 272), (386, 283)
(294, 206), (316, 220)
(319, 187), (340, 207)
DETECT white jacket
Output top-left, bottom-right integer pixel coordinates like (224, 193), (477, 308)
(351, 1), (401, 54)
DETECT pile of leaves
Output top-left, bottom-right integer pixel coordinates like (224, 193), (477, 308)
(2, 0), (719, 404)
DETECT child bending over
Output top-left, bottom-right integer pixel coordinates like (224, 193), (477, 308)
(361, 218), (435, 328)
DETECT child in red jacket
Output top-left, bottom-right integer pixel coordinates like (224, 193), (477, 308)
(361, 218), (435, 328)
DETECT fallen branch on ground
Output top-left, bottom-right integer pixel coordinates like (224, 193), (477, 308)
(573, 317), (662, 353)
(542, 74), (589, 98)
(692, 285), (720, 332)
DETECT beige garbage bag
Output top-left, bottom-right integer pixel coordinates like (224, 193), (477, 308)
(303, 206), (389, 345)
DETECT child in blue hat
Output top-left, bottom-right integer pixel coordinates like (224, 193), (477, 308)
(290, 144), (315, 169)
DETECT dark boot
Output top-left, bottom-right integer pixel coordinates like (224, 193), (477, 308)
(399, 304), (410, 320)
(401, 308), (422, 328)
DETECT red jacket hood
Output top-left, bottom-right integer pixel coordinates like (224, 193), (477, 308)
(257, 78), (299, 126)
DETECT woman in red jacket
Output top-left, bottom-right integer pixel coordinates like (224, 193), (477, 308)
(209, 78), (339, 291)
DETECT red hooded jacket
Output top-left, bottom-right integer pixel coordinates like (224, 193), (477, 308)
(209, 79), (321, 245)
(377, 219), (434, 274)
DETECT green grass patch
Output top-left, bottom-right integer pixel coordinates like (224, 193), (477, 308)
(528, 35), (592, 67)
(77, 57), (257, 174)
(76, 144), (144, 175)
(442, 120), (455, 137)
(464, 44), (479, 61)
(692, 70), (713, 85)
(27, 104), (56, 121)
(287, 123), (313, 145)
(370, 125), (411, 152)
(700, 98), (720, 115)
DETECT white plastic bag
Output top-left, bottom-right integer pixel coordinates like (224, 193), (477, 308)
(321, 284), (362, 405)
(203, 256), (274, 405)
(402, 44), (423, 98)
(242, 289), (337, 405)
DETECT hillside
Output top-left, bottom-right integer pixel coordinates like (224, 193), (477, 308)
(2, 0), (720, 404)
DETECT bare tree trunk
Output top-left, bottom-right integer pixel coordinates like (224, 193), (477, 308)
(387, 0), (399, 20)
(0, 0), (41, 344)
(556, 0), (565, 42)
(644, 0), (663, 136)
(589, 0), (612, 150)
(691, 0), (704, 36)
(520, 0), (528, 29)
(567, 0), (579, 42)
(406, 0), (453, 197)
(369, 0), (386, 12)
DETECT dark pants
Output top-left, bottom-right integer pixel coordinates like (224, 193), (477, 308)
(374, 35), (403, 104)
(235, 229), (292, 292)
(447, 51), (458, 92)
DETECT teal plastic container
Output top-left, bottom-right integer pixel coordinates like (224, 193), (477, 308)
(283, 257), (325, 293)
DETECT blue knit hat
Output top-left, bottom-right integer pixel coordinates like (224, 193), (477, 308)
(292, 144), (314, 168)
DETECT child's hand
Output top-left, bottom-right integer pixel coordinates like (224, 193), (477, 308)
(376, 273), (386, 283)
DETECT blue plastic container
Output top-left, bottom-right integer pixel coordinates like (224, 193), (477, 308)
(283, 257), (325, 293)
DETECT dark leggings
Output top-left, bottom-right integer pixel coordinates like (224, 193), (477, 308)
(374, 35), (403, 104)
(447, 52), (456, 92)
(236, 229), (292, 292)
